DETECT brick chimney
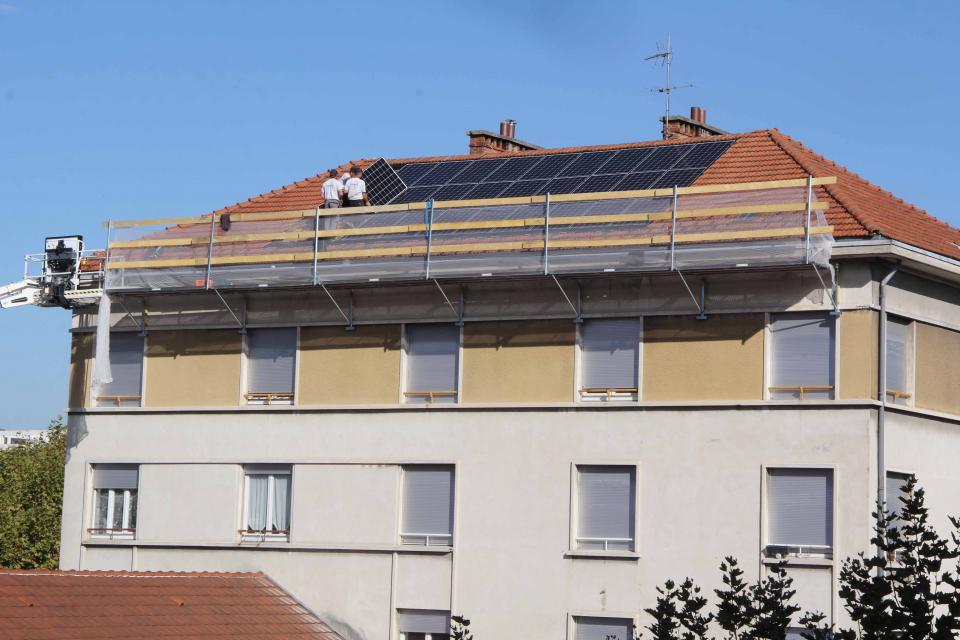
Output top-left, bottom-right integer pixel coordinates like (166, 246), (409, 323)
(467, 120), (542, 155)
(662, 106), (728, 140)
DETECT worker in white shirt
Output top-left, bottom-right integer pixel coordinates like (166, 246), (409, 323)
(343, 166), (370, 207)
(321, 169), (344, 208)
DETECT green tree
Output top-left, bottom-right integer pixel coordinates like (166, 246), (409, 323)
(0, 418), (66, 569)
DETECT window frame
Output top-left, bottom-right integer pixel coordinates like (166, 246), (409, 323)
(761, 464), (837, 560)
(400, 323), (463, 405)
(569, 461), (640, 557)
(240, 465), (293, 542)
(567, 613), (637, 640)
(399, 464), (456, 547)
(242, 327), (299, 406)
(575, 317), (643, 403)
(88, 464), (139, 540)
(765, 311), (838, 401)
(884, 315), (915, 406)
(396, 608), (452, 640)
(92, 331), (147, 408)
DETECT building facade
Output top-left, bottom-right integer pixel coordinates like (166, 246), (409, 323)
(58, 128), (960, 640)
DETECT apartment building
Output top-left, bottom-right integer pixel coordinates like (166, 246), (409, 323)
(58, 118), (960, 640)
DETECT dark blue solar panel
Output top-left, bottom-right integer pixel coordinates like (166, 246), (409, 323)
(560, 151), (618, 177)
(464, 182), (510, 199)
(521, 154), (579, 180)
(363, 158), (407, 206)
(615, 172), (661, 191)
(416, 160), (472, 186)
(596, 148), (656, 174)
(392, 185), (439, 204)
(432, 183), (476, 201)
(652, 168), (703, 189)
(484, 155), (546, 182)
(395, 163), (436, 185)
(499, 179), (548, 197)
(542, 176), (587, 195)
(672, 141), (732, 169)
(575, 174), (625, 194)
(451, 158), (508, 184)
(633, 145), (691, 172)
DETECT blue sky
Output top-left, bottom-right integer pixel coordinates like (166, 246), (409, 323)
(0, 0), (957, 426)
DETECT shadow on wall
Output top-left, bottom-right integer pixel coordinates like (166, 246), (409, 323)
(65, 414), (89, 462)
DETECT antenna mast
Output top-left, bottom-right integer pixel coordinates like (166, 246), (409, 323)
(645, 34), (692, 139)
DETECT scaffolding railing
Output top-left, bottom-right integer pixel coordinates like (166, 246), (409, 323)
(103, 177), (836, 293)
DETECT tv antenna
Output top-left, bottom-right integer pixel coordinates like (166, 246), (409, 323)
(645, 34), (693, 138)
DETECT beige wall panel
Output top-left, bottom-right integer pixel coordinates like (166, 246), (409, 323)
(915, 322), (960, 414)
(461, 320), (574, 403)
(145, 330), (241, 407)
(299, 325), (401, 404)
(839, 309), (878, 400)
(643, 314), (764, 400)
(69, 333), (93, 409)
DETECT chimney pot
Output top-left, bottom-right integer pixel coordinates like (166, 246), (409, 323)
(500, 119), (516, 139)
(690, 106), (707, 124)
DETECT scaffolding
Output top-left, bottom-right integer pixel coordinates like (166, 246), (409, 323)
(103, 177), (836, 294)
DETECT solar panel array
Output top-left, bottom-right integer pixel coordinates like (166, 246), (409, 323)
(362, 158), (407, 205)
(382, 140), (732, 205)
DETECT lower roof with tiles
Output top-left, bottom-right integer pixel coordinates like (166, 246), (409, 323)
(209, 128), (960, 262)
(0, 569), (344, 640)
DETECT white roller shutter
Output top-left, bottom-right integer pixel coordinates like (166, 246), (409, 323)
(885, 317), (909, 399)
(247, 328), (296, 394)
(767, 468), (833, 549)
(402, 466), (454, 544)
(405, 324), (459, 400)
(577, 466), (635, 550)
(93, 465), (139, 490)
(97, 332), (143, 400)
(885, 472), (911, 524)
(770, 313), (835, 399)
(575, 616), (633, 640)
(397, 609), (450, 635)
(580, 319), (640, 390)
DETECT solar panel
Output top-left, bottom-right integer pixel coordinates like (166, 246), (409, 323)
(384, 140), (733, 205)
(560, 151), (618, 177)
(362, 158), (407, 206)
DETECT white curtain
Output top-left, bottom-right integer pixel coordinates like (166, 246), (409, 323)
(272, 475), (290, 532)
(246, 475), (268, 531)
(91, 293), (113, 389)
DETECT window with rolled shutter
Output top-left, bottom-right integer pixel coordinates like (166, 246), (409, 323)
(91, 464), (139, 538)
(96, 332), (144, 407)
(577, 465), (636, 551)
(405, 324), (459, 404)
(246, 328), (296, 404)
(769, 313), (835, 400)
(885, 471), (912, 528)
(766, 468), (833, 555)
(885, 317), (911, 404)
(397, 609), (451, 639)
(580, 319), (640, 400)
(401, 465), (454, 546)
(574, 616), (633, 640)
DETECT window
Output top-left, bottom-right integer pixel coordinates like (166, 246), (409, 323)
(885, 471), (913, 528)
(574, 616), (634, 640)
(246, 328), (297, 405)
(769, 313), (835, 400)
(576, 465), (636, 552)
(579, 318), (640, 401)
(401, 465), (454, 546)
(885, 317), (911, 405)
(95, 332), (144, 407)
(397, 609), (450, 640)
(90, 465), (138, 538)
(242, 466), (291, 540)
(404, 324), (459, 404)
(766, 468), (833, 557)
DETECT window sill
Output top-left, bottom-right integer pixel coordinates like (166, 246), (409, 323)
(761, 555), (833, 567)
(80, 538), (453, 555)
(565, 549), (640, 560)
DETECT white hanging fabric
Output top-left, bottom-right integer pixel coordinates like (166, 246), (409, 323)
(91, 293), (113, 389)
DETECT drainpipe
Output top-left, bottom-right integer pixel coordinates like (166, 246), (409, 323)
(877, 267), (898, 547)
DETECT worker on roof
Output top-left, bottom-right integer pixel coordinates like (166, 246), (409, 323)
(322, 169), (344, 208)
(344, 166), (370, 207)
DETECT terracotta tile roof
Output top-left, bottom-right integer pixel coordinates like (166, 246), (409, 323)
(0, 569), (344, 640)
(208, 129), (960, 261)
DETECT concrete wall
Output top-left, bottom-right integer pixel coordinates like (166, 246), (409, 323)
(69, 333), (93, 409)
(61, 407), (891, 639)
(299, 325), (401, 405)
(838, 309), (878, 400)
(914, 322), (960, 415)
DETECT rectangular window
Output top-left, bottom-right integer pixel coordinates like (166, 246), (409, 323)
(397, 609), (450, 640)
(246, 328), (297, 405)
(95, 332), (144, 407)
(885, 471), (912, 528)
(576, 465), (636, 552)
(579, 318), (640, 401)
(90, 464), (138, 538)
(404, 324), (459, 404)
(769, 312), (835, 400)
(574, 616), (634, 640)
(885, 317), (911, 405)
(766, 468), (833, 557)
(242, 466), (292, 540)
(401, 465), (454, 546)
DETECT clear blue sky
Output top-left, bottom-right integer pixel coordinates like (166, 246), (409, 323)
(0, 0), (957, 426)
